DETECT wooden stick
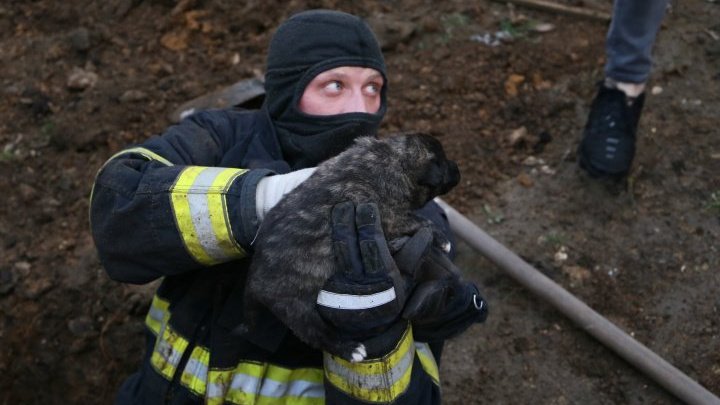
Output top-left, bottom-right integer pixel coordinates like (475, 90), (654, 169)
(492, 0), (612, 22)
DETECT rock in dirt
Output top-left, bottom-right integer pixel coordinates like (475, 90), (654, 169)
(19, 88), (52, 117)
(68, 316), (97, 338)
(119, 89), (148, 103)
(365, 15), (416, 51)
(67, 67), (98, 91)
(517, 172), (534, 187)
(69, 28), (91, 52)
(21, 277), (54, 299)
(562, 265), (591, 285)
(14, 261), (31, 277)
(18, 183), (38, 201)
(508, 126), (528, 146)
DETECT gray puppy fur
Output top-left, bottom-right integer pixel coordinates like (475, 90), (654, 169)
(244, 133), (460, 362)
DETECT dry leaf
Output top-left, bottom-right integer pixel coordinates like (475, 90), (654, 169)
(160, 30), (189, 51)
(504, 73), (525, 97)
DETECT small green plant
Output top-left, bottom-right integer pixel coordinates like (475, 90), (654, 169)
(545, 232), (566, 247)
(707, 191), (720, 215)
(482, 204), (504, 224)
(40, 120), (55, 137)
(439, 12), (471, 43)
(498, 18), (546, 39)
(0, 149), (15, 162)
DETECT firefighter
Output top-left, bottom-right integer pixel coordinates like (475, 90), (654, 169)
(90, 9), (487, 404)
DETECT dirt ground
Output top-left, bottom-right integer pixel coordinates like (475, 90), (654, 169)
(1, 0), (719, 403)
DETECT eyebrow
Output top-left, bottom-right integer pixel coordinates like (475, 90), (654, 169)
(367, 72), (384, 82)
(317, 71), (384, 82)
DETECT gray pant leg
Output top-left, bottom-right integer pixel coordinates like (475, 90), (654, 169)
(604, 0), (669, 84)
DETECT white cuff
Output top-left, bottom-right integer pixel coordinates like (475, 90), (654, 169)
(255, 167), (316, 221)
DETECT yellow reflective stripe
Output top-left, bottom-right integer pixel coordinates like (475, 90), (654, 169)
(170, 166), (248, 266)
(256, 367), (324, 404)
(108, 146), (174, 166)
(205, 363), (256, 404)
(144, 294), (170, 336)
(205, 362), (324, 405)
(143, 294), (324, 404)
(150, 323), (190, 380)
(415, 342), (440, 386)
(207, 168), (246, 258)
(171, 167), (212, 265)
(208, 363), (265, 405)
(180, 346), (211, 397)
(323, 326), (415, 403)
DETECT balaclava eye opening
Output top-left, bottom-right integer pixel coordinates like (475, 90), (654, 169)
(263, 9), (387, 169)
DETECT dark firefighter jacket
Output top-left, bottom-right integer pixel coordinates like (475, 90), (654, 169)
(90, 108), (449, 404)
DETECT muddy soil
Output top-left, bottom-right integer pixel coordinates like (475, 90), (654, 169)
(1, 0), (718, 403)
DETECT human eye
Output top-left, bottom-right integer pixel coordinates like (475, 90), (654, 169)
(364, 81), (382, 95)
(323, 80), (343, 93)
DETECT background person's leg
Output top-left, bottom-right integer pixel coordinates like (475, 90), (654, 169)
(604, 0), (670, 84)
(577, 0), (670, 179)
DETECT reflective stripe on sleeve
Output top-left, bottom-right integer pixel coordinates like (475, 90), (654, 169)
(323, 325), (415, 403)
(180, 346), (210, 396)
(316, 286), (396, 310)
(150, 322), (190, 380)
(170, 166), (248, 266)
(107, 146), (174, 167)
(145, 294), (170, 336)
(414, 342), (440, 386)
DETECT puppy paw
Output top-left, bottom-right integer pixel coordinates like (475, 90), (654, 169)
(328, 340), (367, 362)
(351, 344), (367, 363)
(431, 227), (452, 253)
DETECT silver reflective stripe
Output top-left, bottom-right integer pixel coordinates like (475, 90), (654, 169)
(324, 343), (414, 389)
(227, 372), (262, 397)
(156, 337), (183, 368)
(184, 357), (208, 383)
(259, 378), (325, 398)
(148, 306), (165, 324)
(414, 342), (440, 385)
(206, 381), (227, 400)
(207, 372), (324, 401)
(316, 287), (396, 310)
(186, 167), (234, 263)
(414, 342), (434, 359)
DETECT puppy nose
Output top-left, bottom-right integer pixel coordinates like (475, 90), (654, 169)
(448, 161), (460, 187)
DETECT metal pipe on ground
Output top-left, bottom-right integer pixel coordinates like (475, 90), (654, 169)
(435, 198), (720, 405)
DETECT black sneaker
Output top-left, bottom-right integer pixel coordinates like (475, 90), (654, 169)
(577, 82), (645, 180)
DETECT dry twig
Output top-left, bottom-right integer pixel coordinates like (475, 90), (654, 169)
(492, 0), (612, 22)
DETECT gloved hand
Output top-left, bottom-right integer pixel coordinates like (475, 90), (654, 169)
(316, 201), (433, 356)
(403, 247), (488, 342)
(255, 167), (316, 221)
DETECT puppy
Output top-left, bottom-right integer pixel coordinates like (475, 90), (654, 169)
(244, 133), (460, 361)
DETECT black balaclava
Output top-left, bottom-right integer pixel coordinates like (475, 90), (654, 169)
(263, 9), (387, 169)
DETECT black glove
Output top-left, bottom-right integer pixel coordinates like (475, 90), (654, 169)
(316, 201), (433, 355)
(403, 247), (488, 342)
